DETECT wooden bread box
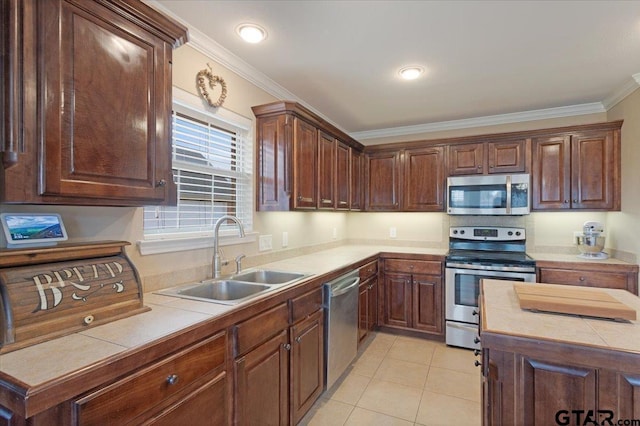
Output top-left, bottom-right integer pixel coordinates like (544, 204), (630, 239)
(0, 241), (149, 353)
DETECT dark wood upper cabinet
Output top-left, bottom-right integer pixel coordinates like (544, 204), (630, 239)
(1, 0), (187, 206)
(532, 124), (620, 211)
(365, 151), (402, 211)
(253, 100), (622, 214)
(350, 149), (363, 211)
(571, 130), (617, 209)
(449, 139), (526, 176)
(253, 101), (364, 211)
(531, 135), (572, 209)
(317, 131), (335, 209)
(403, 147), (445, 211)
(488, 139), (527, 173)
(335, 141), (350, 210)
(448, 143), (485, 175)
(292, 118), (318, 209)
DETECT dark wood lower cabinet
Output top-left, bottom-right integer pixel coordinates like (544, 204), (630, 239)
(381, 257), (444, 338)
(144, 371), (227, 426)
(358, 276), (378, 344)
(234, 330), (290, 426)
(482, 342), (640, 425)
(291, 310), (324, 425)
(233, 289), (325, 425)
(383, 273), (412, 328)
(412, 275), (442, 334)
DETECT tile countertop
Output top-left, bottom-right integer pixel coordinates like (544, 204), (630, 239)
(481, 279), (640, 354)
(528, 252), (634, 265)
(0, 245), (447, 388)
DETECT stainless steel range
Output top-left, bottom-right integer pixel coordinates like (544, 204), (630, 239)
(445, 226), (536, 350)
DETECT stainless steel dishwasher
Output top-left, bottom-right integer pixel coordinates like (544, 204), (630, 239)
(324, 270), (360, 390)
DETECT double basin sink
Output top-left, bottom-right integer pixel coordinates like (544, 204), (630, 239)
(156, 270), (308, 305)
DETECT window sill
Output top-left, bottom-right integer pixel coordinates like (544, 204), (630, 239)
(137, 232), (257, 256)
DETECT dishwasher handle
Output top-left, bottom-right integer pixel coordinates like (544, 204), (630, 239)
(330, 277), (360, 298)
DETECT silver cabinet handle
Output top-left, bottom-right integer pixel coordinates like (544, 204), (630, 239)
(166, 374), (179, 385)
(284, 343), (291, 350)
(157, 179), (167, 187)
(295, 336), (302, 343)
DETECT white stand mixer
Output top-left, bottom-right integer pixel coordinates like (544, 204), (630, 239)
(575, 221), (608, 260)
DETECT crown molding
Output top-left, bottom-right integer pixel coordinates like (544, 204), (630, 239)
(602, 74), (640, 110)
(350, 102), (606, 140)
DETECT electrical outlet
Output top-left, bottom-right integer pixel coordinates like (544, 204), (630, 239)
(259, 235), (273, 251)
(282, 231), (288, 248)
(390, 227), (397, 238)
(332, 227), (337, 239)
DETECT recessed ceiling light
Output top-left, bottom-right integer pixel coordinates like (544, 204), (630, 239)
(399, 66), (425, 80)
(236, 23), (267, 44)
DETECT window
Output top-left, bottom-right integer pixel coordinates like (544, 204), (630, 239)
(140, 88), (253, 254)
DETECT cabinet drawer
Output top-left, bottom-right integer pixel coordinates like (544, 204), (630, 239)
(235, 302), (289, 356)
(360, 260), (378, 281)
(75, 331), (226, 425)
(291, 287), (323, 323)
(384, 259), (441, 275)
(540, 268), (629, 290)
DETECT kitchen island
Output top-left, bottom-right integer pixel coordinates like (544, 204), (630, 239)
(480, 279), (640, 425)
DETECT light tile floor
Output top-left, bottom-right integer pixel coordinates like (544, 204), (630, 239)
(300, 332), (482, 426)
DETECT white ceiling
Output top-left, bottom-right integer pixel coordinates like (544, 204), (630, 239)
(152, 0), (640, 140)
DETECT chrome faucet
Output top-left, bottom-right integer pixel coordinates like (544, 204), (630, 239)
(213, 215), (245, 278)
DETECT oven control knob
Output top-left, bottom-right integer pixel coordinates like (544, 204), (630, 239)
(460, 230), (465, 235)
(516, 231), (521, 236)
(508, 231), (513, 236)
(453, 230), (458, 234)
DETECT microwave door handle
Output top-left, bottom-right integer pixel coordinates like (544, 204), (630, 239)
(506, 175), (512, 214)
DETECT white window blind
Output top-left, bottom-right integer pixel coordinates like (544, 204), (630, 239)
(143, 95), (253, 241)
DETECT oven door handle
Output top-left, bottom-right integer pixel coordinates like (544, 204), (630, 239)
(506, 174), (512, 214)
(446, 263), (536, 274)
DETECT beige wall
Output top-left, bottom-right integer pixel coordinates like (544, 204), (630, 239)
(607, 87), (640, 261)
(2, 41), (638, 290)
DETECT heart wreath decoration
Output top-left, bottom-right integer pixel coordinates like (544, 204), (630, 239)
(196, 63), (227, 108)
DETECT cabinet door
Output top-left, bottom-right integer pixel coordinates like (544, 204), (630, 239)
(365, 151), (402, 211)
(403, 147), (445, 211)
(290, 309), (324, 425)
(520, 357), (597, 425)
(383, 273), (411, 328)
(531, 135), (571, 210)
(256, 115), (290, 211)
(145, 372), (227, 426)
(336, 141), (350, 210)
(358, 280), (369, 343)
(599, 370), (640, 422)
(235, 330), (290, 425)
(367, 277), (378, 333)
(488, 139), (526, 174)
(571, 130), (616, 209)
(317, 131), (336, 209)
(350, 149), (364, 210)
(412, 274), (442, 335)
(38, 0), (174, 204)
(293, 118), (318, 209)
(448, 143), (484, 175)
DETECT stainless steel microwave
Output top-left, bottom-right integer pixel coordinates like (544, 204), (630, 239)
(446, 173), (530, 215)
